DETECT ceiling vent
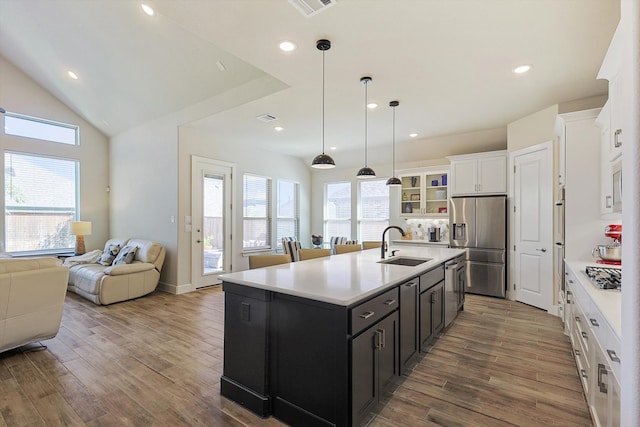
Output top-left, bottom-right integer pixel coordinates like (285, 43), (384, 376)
(288, 0), (337, 17)
(256, 113), (278, 122)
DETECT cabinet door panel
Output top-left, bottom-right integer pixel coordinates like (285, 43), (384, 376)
(378, 312), (399, 393)
(478, 156), (507, 194)
(352, 329), (377, 422)
(432, 283), (444, 335)
(450, 159), (477, 195)
(400, 280), (418, 370)
(419, 290), (434, 348)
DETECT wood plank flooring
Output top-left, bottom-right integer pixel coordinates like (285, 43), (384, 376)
(0, 288), (591, 426)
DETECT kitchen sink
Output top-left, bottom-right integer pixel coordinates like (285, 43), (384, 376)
(378, 257), (431, 266)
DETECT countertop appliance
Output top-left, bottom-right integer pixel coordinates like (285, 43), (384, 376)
(450, 195), (507, 298)
(585, 266), (621, 290)
(593, 224), (622, 265)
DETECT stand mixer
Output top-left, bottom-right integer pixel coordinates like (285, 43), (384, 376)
(592, 224), (622, 265)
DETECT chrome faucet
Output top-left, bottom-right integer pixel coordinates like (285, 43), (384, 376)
(381, 226), (405, 259)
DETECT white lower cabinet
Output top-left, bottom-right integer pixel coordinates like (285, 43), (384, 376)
(564, 262), (620, 427)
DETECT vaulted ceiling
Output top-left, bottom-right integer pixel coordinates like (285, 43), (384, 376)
(0, 0), (619, 163)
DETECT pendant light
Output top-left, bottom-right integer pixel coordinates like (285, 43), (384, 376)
(356, 76), (376, 178)
(386, 101), (402, 186)
(311, 39), (336, 169)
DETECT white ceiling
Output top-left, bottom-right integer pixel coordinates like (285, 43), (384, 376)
(0, 0), (619, 165)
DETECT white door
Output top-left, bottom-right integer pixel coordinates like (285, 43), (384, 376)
(191, 156), (233, 288)
(512, 142), (553, 311)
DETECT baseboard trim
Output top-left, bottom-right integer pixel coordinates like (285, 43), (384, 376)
(157, 282), (193, 295)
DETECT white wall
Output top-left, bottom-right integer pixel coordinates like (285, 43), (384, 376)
(0, 55), (110, 250)
(178, 126), (311, 280)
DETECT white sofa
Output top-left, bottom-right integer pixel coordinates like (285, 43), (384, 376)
(0, 257), (69, 353)
(66, 238), (166, 305)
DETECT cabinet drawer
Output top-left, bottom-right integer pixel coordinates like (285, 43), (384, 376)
(419, 267), (444, 293)
(351, 288), (399, 335)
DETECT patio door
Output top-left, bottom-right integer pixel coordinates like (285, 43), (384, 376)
(191, 156), (233, 288)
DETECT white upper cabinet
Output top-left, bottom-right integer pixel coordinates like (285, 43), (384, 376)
(398, 167), (449, 217)
(597, 20), (625, 163)
(448, 150), (507, 196)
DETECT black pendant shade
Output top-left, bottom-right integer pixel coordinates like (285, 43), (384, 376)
(357, 76), (375, 178)
(386, 100), (402, 186)
(311, 39), (336, 169)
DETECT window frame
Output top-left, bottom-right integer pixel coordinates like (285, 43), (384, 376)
(323, 181), (353, 241)
(242, 173), (273, 252)
(4, 112), (79, 146)
(357, 178), (390, 242)
(3, 150), (79, 254)
(276, 179), (300, 251)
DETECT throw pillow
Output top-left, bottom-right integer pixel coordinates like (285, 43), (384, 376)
(97, 244), (121, 266)
(113, 245), (137, 266)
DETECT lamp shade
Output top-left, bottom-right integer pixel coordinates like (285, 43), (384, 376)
(70, 221), (92, 236)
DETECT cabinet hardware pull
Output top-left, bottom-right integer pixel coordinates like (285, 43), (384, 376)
(568, 279), (574, 284)
(580, 369), (587, 379)
(614, 128), (622, 148)
(589, 318), (599, 327)
(405, 282), (417, 288)
(378, 328), (386, 349)
(605, 195), (612, 209)
(597, 363), (608, 394)
(575, 349), (580, 356)
(607, 349), (620, 363)
(360, 311), (375, 319)
(575, 316), (580, 322)
(581, 331), (588, 339)
(374, 330), (381, 350)
(384, 299), (397, 306)
(566, 290), (572, 304)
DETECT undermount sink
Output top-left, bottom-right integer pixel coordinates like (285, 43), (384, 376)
(378, 257), (432, 266)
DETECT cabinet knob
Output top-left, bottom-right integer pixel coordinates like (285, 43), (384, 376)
(607, 349), (620, 363)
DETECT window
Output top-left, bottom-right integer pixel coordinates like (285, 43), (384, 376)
(358, 179), (390, 241)
(4, 112), (79, 145)
(324, 181), (351, 239)
(243, 174), (272, 250)
(4, 152), (78, 253)
(276, 180), (299, 249)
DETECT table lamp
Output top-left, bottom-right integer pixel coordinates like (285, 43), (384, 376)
(70, 221), (92, 255)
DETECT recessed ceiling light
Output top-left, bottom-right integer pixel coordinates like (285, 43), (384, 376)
(409, 133), (418, 138)
(141, 4), (154, 16)
(367, 103), (378, 109)
(512, 64), (532, 74)
(274, 126), (284, 132)
(67, 70), (78, 80)
(330, 146), (337, 150)
(279, 41), (296, 52)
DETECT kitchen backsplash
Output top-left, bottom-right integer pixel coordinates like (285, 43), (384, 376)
(403, 218), (449, 241)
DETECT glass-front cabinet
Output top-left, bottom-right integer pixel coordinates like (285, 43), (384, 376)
(399, 168), (449, 218)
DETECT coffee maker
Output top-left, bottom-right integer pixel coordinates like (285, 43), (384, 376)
(428, 225), (441, 242)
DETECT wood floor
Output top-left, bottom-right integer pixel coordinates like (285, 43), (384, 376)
(0, 287), (592, 426)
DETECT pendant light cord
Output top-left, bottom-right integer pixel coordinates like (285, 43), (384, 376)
(364, 80), (368, 166)
(392, 105), (396, 176)
(322, 49), (326, 155)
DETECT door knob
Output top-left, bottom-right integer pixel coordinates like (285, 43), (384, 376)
(196, 240), (201, 243)
(536, 248), (547, 252)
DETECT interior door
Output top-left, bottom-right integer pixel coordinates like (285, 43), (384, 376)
(512, 143), (553, 311)
(191, 156), (233, 288)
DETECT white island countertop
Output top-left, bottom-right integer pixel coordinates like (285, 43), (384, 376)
(220, 246), (465, 306)
(565, 259), (621, 339)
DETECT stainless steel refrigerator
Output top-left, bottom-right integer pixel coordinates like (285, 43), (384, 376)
(449, 195), (507, 298)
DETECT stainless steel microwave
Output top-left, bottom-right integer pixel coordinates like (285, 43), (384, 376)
(612, 159), (622, 213)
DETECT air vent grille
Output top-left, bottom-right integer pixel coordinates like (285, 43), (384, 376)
(256, 113), (278, 122)
(288, 0), (336, 17)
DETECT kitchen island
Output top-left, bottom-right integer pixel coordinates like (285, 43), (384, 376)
(219, 245), (465, 427)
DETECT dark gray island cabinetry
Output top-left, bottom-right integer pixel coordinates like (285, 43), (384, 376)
(219, 246), (464, 426)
